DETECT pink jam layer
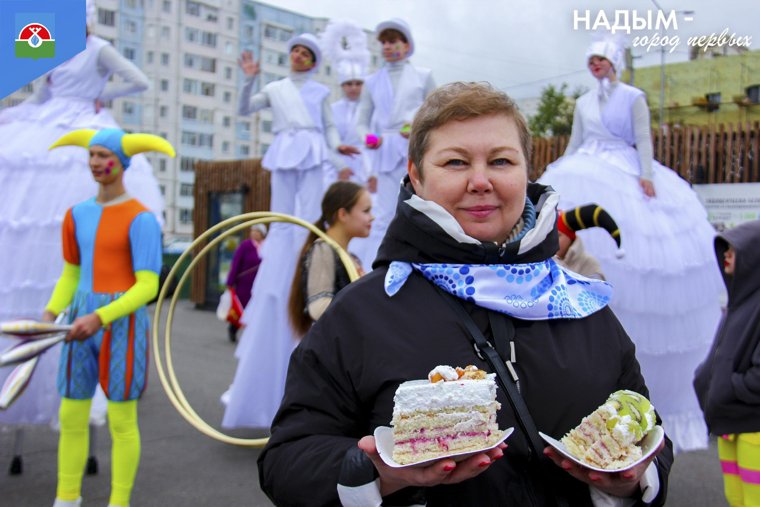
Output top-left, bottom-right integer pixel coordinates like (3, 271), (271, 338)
(397, 430), (493, 451)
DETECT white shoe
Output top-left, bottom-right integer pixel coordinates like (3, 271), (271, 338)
(52, 498), (81, 507)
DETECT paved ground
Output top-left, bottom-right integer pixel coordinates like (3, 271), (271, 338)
(1, 301), (726, 506)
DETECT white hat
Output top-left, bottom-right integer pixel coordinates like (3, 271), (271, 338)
(375, 18), (414, 57)
(320, 19), (370, 84)
(287, 33), (322, 71)
(86, 0), (97, 26)
(585, 34), (627, 76)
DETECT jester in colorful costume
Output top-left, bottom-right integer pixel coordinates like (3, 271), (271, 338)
(44, 128), (174, 507)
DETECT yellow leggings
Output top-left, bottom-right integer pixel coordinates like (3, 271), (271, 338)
(719, 433), (760, 507)
(57, 398), (140, 507)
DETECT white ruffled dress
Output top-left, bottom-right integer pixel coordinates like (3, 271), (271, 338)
(539, 84), (724, 453)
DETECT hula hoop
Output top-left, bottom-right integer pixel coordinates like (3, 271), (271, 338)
(152, 212), (359, 447)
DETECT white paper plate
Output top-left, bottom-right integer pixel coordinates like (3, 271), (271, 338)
(539, 425), (665, 473)
(374, 426), (514, 468)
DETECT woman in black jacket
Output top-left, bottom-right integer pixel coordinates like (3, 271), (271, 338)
(258, 82), (672, 506)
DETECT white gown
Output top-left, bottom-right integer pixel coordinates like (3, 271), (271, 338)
(0, 35), (164, 426)
(222, 74), (332, 429)
(539, 84), (724, 453)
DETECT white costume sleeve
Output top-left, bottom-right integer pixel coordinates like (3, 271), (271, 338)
(322, 97), (341, 151)
(238, 76), (270, 116)
(631, 95), (654, 181)
(408, 70), (436, 119)
(564, 105), (584, 156)
(96, 44), (150, 101)
(355, 87), (373, 143)
(588, 462), (660, 506)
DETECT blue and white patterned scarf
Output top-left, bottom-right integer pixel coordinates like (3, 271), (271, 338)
(384, 260), (612, 320)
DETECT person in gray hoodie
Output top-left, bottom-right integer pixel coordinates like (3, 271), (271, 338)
(694, 219), (760, 507)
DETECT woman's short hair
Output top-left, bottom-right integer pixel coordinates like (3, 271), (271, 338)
(408, 82), (531, 176)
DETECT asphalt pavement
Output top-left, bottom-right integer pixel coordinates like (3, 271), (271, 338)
(1, 301), (726, 506)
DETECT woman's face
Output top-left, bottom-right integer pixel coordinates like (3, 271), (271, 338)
(409, 114), (528, 243)
(723, 245), (736, 275)
(340, 190), (374, 239)
(290, 45), (315, 72)
(588, 55), (614, 80)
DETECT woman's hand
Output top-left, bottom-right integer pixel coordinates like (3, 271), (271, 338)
(238, 51), (260, 78)
(66, 313), (103, 342)
(41, 310), (57, 323)
(543, 438), (664, 498)
(338, 168), (354, 181)
(639, 178), (656, 198)
(358, 435), (506, 497)
(367, 176), (378, 193)
(338, 145), (361, 156)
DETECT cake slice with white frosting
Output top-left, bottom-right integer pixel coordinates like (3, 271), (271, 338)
(390, 365), (503, 465)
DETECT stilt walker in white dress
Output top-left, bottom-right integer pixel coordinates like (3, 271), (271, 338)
(538, 35), (724, 452)
(0, 0), (164, 472)
(355, 19), (435, 270)
(223, 34), (358, 429)
(320, 20), (375, 257)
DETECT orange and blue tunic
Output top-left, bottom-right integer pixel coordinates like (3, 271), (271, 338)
(57, 197), (161, 401)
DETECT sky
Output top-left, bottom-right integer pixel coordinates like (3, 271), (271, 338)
(264, 0), (759, 100)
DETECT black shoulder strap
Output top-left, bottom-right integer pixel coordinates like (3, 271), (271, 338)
(439, 293), (547, 461)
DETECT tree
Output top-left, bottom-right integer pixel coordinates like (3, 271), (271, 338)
(528, 83), (585, 138)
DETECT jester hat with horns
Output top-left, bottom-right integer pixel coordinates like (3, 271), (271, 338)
(49, 128), (175, 169)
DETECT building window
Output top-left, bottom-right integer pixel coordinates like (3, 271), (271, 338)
(222, 141), (230, 153)
(239, 145), (250, 156)
(182, 105), (197, 120)
(185, 27), (198, 43)
(180, 157), (196, 172)
(227, 17), (234, 30)
(161, 26), (170, 39)
(159, 105), (168, 118)
(222, 116), (231, 127)
(179, 208), (192, 224)
(123, 102), (135, 114)
(201, 32), (217, 48)
(161, 53), (169, 65)
(125, 20), (137, 34)
(122, 47), (136, 61)
(181, 131), (213, 148)
(241, 121), (250, 133)
(146, 51), (154, 64)
(162, 0), (171, 13)
(262, 120), (272, 133)
(223, 91), (231, 103)
(160, 79), (169, 92)
(159, 184), (166, 195)
(243, 25), (253, 40)
(159, 159), (167, 172)
(224, 66), (232, 79)
(200, 83), (215, 97)
(185, 1), (200, 16)
(277, 53), (287, 66)
(180, 183), (194, 196)
(98, 8), (115, 26)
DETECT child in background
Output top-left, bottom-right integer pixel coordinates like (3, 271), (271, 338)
(694, 219), (760, 507)
(288, 181), (372, 336)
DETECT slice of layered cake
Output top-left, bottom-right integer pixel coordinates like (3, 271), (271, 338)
(561, 390), (656, 469)
(390, 365), (503, 465)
